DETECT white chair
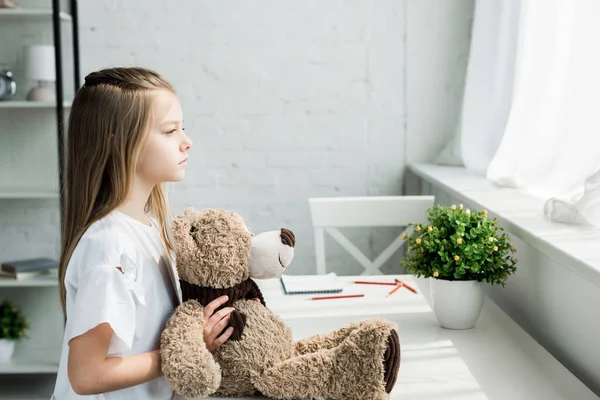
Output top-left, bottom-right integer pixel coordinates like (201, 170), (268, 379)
(308, 196), (435, 275)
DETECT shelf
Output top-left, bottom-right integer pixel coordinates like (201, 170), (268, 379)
(0, 354), (58, 374)
(0, 394), (52, 400)
(0, 289), (63, 377)
(0, 101), (71, 109)
(0, 190), (59, 199)
(0, 9), (71, 21)
(0, 393), (52, 400)
(0, 374), (56, 399)
(0, 275), (58, 287)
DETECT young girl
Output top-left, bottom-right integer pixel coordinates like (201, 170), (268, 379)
(51, 67), (234, 399)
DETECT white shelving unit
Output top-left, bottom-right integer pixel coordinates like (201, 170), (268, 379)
(0, 8), (71, 21)
(0, 353), (59, 374)
(0, 283), (64, 385)
(0, 1), (77, 397)
(0, 101), (71, 109)
(0, 190), (59, 199)
(0, 374), (58, 400)
(0, 275), (58, 288)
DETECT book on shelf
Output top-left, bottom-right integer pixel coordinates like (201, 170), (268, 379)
(280, 272), (344, 295)
(0, 257), (58, 279)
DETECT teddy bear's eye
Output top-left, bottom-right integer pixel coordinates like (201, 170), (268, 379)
(190, 226), (199, 235)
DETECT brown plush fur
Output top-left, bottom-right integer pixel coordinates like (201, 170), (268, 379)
(171, 208), (252, 288)
(160, 300), (222, 398)
(253, 318), (398, 400)
(161, 208), (402, 399)
(212, 300), (294, 396)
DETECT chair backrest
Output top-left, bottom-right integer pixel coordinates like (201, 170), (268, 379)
(308, 196), (435, 275)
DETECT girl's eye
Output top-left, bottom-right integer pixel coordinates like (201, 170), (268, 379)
(166, 127), (185, 134)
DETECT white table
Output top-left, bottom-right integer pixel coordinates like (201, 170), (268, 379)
(207, 275), (598, 400)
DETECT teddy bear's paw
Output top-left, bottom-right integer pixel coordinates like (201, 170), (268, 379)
(383, 329), (401, 393)
(228, 309), (247, 340)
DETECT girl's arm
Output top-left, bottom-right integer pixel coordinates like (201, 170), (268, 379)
(67, 322), (161, 395)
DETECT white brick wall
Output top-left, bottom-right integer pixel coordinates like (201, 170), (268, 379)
(1, 0), (473, 275)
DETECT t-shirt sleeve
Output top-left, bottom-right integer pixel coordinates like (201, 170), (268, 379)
(65, 233), (138, 351)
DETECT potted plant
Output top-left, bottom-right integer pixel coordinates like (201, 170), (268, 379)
(401, 204), (518, 329)
(0, 298), (29, 362)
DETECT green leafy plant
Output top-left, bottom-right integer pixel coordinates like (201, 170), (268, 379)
(401, 204), (517, 286)
(0, 298), (29, 341)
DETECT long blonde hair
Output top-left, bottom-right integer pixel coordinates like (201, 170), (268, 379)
(58, 67), (176, 313)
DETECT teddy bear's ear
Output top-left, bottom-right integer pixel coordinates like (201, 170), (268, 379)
(171, 212), (198, 271)
(183, 207), (198, 218)
(175, 208), (253, 288)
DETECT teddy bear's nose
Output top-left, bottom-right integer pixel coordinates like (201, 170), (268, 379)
(280, 228), (295, 248)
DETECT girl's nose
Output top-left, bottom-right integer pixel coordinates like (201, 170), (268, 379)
(182, 135), (193, 151)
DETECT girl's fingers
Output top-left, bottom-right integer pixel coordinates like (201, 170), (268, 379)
(201, 296), (235, 351)
(203, 295), (229, 320)
(205, 307), (235, 332)
(212, 327), (234, 349)
(207, 315), (231, 342)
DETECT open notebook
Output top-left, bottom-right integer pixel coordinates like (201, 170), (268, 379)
(280, 272), (343, 295)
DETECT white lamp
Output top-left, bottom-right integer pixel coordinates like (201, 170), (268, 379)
(23, 45), (56, 102)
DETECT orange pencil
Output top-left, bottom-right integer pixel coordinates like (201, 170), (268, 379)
(354, 281), (397, 286)
(386, 283), (404, 297)
(394, 279), (418, 294)
(308, 294), (365, 301)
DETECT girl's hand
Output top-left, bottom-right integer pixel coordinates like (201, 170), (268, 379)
(203, 295), (235, 352)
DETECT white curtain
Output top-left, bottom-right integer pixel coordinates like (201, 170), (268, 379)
(445, 0), (600, 227)
(459, 0), (520, 175)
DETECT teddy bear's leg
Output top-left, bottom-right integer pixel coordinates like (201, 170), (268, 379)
(160, 300), (222, 399)
(253, 318), (400, 400)
(294, 319), (381, 356)
(251, 346), (339, 400)
(330, 318), (401, 399)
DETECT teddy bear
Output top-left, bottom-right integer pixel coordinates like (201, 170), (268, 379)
(160, 208), (401, 400)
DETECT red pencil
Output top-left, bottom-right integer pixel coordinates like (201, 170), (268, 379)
(386, 283), (404, 297)
(308, 294), (365, 301)
(354, 281), (397, 286)
(394, 279), (418, 294)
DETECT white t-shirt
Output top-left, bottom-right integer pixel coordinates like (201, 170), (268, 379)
(52, 210), (183, 400)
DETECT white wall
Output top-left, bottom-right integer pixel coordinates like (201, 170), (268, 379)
(1, 0), (473, 275)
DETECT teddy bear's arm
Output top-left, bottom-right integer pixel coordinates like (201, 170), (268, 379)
(160, 300), (222, 398)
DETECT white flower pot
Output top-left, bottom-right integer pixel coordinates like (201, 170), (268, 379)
(0, 338), (15, 363)
(431, 279), (484, 330)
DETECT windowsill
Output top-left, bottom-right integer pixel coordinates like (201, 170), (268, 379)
(408, 163), (600, 287)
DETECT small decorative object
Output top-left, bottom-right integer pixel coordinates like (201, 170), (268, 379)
(22, 44), (56, 102)
(0, 0), (19, 8)
(401, 204), (518, 329)
(0, 68), (17, 101)
(0, 298), (29, 363)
